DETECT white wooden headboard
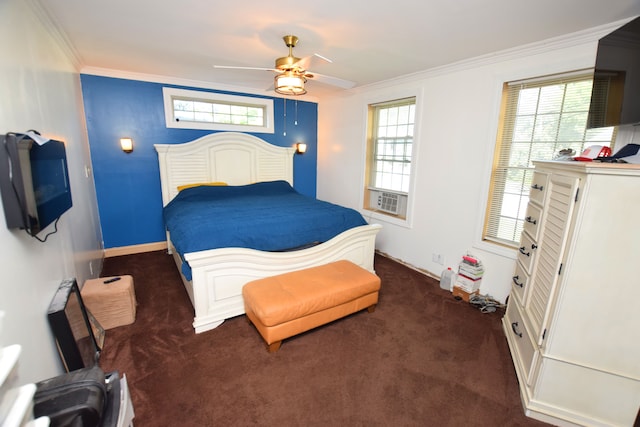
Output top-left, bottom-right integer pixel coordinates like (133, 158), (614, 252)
(154, 132), (296, 206)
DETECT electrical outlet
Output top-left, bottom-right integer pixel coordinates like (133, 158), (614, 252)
(432, 253), (444, 265)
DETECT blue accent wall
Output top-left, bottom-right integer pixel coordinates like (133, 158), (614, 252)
(80, 75), (318, 249)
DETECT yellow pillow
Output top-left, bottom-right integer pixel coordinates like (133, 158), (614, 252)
(177, 182), (227, 191)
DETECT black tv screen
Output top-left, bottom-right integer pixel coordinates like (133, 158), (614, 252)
(587, 17), (640, 129)
(0, 132), (73, 236)
(47, 278), (104, 372)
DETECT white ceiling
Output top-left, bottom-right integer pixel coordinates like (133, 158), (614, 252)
(38, 0), (640, 98)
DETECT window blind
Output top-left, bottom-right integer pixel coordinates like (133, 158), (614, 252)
(484, 72), (616, 247)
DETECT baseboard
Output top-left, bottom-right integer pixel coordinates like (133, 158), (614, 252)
(104, 241), (168, 258)
(375, 250), (439, 280)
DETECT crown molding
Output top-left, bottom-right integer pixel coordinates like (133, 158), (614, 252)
(80, 66), (321, 103)
(27, 0), (83, 70)
(357, 17), (637, 93)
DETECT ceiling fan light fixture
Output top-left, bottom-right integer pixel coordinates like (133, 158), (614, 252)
(275, 71), (306, 96)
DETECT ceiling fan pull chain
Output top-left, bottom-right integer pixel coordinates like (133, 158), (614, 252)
(283, 98), (287, 136)
(294, 100), (298, 126)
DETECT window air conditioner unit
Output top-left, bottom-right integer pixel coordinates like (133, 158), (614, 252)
(376, 192), (400, 214)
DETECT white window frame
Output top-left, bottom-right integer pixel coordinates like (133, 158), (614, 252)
(362, 89), (422, 227)
(162, 87), (274, 133)
(369, 98), (415, 193)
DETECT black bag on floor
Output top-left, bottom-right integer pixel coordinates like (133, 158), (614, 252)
(34, 365), (107, 427)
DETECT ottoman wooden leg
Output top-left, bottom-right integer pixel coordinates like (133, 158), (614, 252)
(367, 304), (377, 313)
(267, 341), (282, 353)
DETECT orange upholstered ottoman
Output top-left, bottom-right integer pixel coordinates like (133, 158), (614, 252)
(242, 260), (380, 352)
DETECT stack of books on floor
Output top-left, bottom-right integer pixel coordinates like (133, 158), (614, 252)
(453, 255), (484, 302)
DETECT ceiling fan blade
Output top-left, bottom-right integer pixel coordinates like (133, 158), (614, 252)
(306, 71), (356, 89)
(213, 65), (278, 72)
(294, 53), (332, 71)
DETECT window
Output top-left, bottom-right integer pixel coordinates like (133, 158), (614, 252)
(163, 87), (274, 133)
(364, 97), (416, 218)
(484, 73), (616, 247)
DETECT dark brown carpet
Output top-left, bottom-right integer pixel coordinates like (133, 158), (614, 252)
(99, 251), (549, 427)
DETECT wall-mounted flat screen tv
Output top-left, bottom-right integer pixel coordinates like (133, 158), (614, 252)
(587, 16), (640, 129)
(0, 132), (73, 237)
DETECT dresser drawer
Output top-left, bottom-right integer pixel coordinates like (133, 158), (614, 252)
(510, 261), (529, 305)
(517, 231), (538, 274)
(529, 171), (548, 206)
(505, 300), (538, 386)
(522, 202), (543, 241)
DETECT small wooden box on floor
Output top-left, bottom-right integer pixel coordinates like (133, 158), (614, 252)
(452, 286), (479, 302)
(82, 275), (137, 330)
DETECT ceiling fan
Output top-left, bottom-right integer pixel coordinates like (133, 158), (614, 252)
(214, 35), (355, 96)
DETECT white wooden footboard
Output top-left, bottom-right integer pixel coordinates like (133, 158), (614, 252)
(178, 224), (381, 334)
(156, 133), (382, 334)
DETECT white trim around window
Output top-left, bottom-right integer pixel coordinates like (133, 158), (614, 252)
(360, 86), (424, 228)
(162, 87), (275, 133)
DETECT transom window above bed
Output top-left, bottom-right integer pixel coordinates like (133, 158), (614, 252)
(163, 87), (274, 133)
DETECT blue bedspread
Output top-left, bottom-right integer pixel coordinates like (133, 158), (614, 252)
(163, 181), (368, 280)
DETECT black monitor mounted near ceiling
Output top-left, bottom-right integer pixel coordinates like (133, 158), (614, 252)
(0, 131), (73, 239)
(587, 16), (640, 129)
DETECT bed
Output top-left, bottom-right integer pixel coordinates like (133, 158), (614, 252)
(155, 132), (381, 333)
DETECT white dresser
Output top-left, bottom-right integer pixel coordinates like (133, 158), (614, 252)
(502, 160), (640, 427)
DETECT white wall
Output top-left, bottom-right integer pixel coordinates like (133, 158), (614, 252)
(317, 22), (626, 303)
(0, 0), (103, 383)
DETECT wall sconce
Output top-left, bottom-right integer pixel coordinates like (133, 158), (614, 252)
(120, 137), (134, 153)
(296, 143), (307, 154)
